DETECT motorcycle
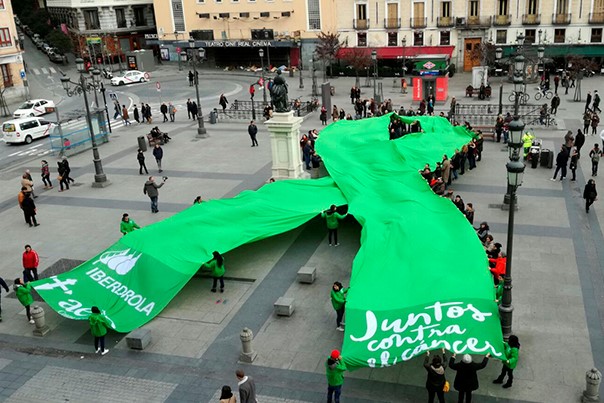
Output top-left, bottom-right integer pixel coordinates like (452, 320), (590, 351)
(101, 68), (113, 79)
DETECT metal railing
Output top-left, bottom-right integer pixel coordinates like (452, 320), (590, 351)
(217, 100), (317, 121)
(552, 13), (571, 24)
(522, 13), (541, 24)
(493, 14), (512, 26)
(589, 12), (604, 23)
(384, 18), (401, 29)
(437, 16), (455, 27)
(410, 17), (427, 28)
(451, 103), (543, 128)
(353, 19), (370, 29)
(466, 16), (492, 27)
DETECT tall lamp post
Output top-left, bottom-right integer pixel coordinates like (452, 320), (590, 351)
(371, 49), (377, 101)
(402, 37), (407, 77)
(537, 46), (545, 82)
(495, 47), (503, 115)
(187, 38), (208, 138)
(259, 48), (267, 104)
(60, 58), (109, 187)
(311, 56), (318, 97)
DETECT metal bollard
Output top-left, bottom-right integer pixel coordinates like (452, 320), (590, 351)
(582, 368), (602, 403)
(31, 305), (50, 337)
(239, 327), (257, 363)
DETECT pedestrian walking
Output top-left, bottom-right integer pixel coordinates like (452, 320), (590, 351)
(13, 278), (34, 323)
(320, 106), (328, 125)
(493, 335), (520, 388)
(89, 306), (111, 355)
(152, 143), (163, 173)
(592, 112), (600, 135)
(61, 156), (75, 184)
(137, 149), (149, 175)
(145, 103), (153, 124)
(590, 143), (602, 176)
(423, 349), (448, 403)
(586, 91), (593, 112)
(143, 176), (166, 213)
(570, 147), (579, 181)
(133, 104), (140, 124)
(219, 94), (229, 111)
(191, 101), (198, 120)
(121, 105), (131, 125)
(235, 370), (257, 403)
(41, 160), (52, 189)
(248, 120), (258, 147)
(550, 94), (560, 115)
(186, 99), (192, 119)
(583, 111), (592, 134)
(168, 102), (176, 122)
(321, 205), (347, 246)
(21, 192), (39, 227)
(551, 146), (569, 181)
(576, 129), (586, 156)
(120, 213), (141, 235)
(160, 103), (168, 122)
(594, 90), (602, 113)
(0, 276), (9, 322)
(18, 187), (28, 224)
(219, 385), (236, 403)
(554, 74), (560, 93)
(22, 245), (39, 282)
(584, 179), (598, 213)
(326, 349), (347, 403)
(57, 159), (69, 191)
(449, 353), (489, 403)
(113, 100), (121, 119)
(331, 281), (348, 331)
(188, 71), (194, 87)
(202, 251), (225, 293)
(21, 173), (35, 199)
(332, 105), (338, 121)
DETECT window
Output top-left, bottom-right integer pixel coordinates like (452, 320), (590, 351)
(84, 9), (100, 30)
(260, 12), (269, 17)
(133, 7), (147, 26)
(357, 32), (367, 46)
(251, 29), (274, 39)
(307, 0), (321, 29)
(526, 0), (538, 14)
(441, 1), (451, 17)
(115, 8), (127, 28)
(0, 0), (5, 9)
(498, 0), (508, 15)
(191, 30), (214, 40)
(0, 28), (10, 47)
(524, 29), (536, 43)
(556, 0), (567, 13)
(414, 31), (423, 46)
(469, 0), (479, 16)
(496, 29), (507, 43)
(440, 31), (450, 45)
(554, 28), (565, 42)
(20, 120), (39, 131)
(388, 32), (397, 46)
(0, 64), (11, 87)
(357, 3), (367, 20)
(592, 28), (603, 42)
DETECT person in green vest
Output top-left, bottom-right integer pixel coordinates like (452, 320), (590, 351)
(494, 274), (504, 305)
(325, 349), (347, 403)
(13, 278), (34, 324)
(89, 306), (112, 355)
(331, 281), (349, 331)
(493, 334), (520, 388)
(321, 205), (347, 246)
(120, 213), (141, 235)
(202, 251), (226, 293)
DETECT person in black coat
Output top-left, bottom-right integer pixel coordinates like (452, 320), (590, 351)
(21, 192), (39, 227)
(575, 129), (586, 156)
(137, 149), (148, 175)
(160, 103), (168, 122)
(584, 179), (597, 213)
(248, 120), (258, 147)
(449, 353), (489, 403)
(133, 105), (140, 124)
(551, 145), (569, 181)
(424, 349), (447, 403)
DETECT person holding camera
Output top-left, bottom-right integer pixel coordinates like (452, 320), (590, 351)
(143, 176), (166, 213)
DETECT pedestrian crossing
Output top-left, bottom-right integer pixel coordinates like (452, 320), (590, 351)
(31, 66), (57, 76)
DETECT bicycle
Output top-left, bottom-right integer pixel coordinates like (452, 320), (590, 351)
(508, 91), (530, 103)
(534, 89), (553, 101)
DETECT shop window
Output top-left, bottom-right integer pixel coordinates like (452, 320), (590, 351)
(554, 28), (565, 43)
(357, 32), (367, 46)
(388, 32), (397, 46)
(0, 64), (12, 87)
(496, 30), (507, 43)
(440, 31), (450, 45)
(414, 31), (423, 46)
(524, 29), (536, 44)
(592, 28), (603, 42)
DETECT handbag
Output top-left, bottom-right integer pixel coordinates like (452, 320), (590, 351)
(443, 381), (450, 392)
(57, 176), (63, 181)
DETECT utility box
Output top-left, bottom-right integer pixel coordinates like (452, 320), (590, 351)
(125, 50), (155, 72)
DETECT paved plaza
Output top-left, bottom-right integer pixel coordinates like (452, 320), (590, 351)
(0, 68), (601, 402)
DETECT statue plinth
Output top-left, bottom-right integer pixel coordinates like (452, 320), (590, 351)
(265, 111), (309, 180)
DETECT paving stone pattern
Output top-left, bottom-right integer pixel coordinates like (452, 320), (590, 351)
(210, 388), (312, 403)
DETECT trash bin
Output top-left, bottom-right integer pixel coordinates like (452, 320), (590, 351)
(137, 135), (147, 152)
(540, 149), (553, 168)
(330, 86), (335, 96)
(209, 109), (218, 124)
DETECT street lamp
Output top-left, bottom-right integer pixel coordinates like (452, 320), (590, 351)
(371, 49), (378, 101)
(311, 56), (318, 97)
(499, 116), (525, 340)
(19, 34), (24, 50)
(60, 57), (109, 187)
(495, 47), (503, 114)
(259, 48), (267, 104)
(537, 46), (545, 79)
(187, 38), (207, 138)
(402, 37), (407, 77)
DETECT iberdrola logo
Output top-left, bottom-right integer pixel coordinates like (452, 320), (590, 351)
(93, 249), (142, 275)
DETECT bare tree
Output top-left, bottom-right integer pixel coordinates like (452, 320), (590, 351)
(342, 48), (372, 88)
(315, 31), (342, 81)
(566, 55), (599, 101)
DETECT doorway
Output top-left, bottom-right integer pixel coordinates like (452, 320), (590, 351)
(463, 38), (482, 72)
(423, 79), (435, 100)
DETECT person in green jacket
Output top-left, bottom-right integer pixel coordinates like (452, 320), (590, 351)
(331, 281), (349, 331)
(325, 349), (347, 403)
(493, 334), (520, 388)
(89, 306), (112, 355)
(202, 251), (226, 293)
(13, 278), (34, 324)
(494, 274), (504, 305)
(321, 205), (347, 246)
(120, 213), (141, 235)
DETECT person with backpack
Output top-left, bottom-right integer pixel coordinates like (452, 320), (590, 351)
(589, 143), (602, 176)
(321, 205), (347, 246)
(13, 278), (34, 323)
(201, 251), (226, 293)
(89, 306), (112, 355)
(325, 349), (347, 403)
(449, 353), (490, 403)
(423, 349), (448, 403)
(493, 335), (520, 388)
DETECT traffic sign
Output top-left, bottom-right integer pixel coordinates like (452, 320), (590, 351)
(156, 81), (161, 91)
(144, 72), (150, 80)
(20, 70), (25, 79)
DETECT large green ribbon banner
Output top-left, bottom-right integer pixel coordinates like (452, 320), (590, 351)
(32, 114), (504, 368)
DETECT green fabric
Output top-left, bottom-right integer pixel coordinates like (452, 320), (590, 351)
(16, 283), (33, 307)
(120, 219), (140, 235)
(322, 211), (345, 229)
(503, 342), (519, 369)
(205, 259), (225, 278)
(31, 113), (505, 369)
(331, 287), (349, 311)
(326, 358), (347, 386)
(89, 312), (111, 337)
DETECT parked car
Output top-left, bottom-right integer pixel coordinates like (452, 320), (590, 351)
(13, 99), (56, 118)
(111, 70), (148, 86)
(48, 49), (67, 64)
(1, 117), (54, 144)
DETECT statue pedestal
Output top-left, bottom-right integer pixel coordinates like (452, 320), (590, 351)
(265, 111), (309, 180)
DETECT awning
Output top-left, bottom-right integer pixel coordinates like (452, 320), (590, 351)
(501, 44), (604, 58)
(336, 46), (455, 60)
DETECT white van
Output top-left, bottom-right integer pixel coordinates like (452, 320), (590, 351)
(2, 117), (53, 144)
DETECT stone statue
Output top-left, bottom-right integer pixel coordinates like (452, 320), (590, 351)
(270, 70), (290, 113)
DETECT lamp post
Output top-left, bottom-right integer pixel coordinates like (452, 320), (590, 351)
(402, 37), (407, 77)
(60, 58), (109, 187)
(299, 64), (304, 89)
(499, 117), (526, 340)
(537, 46), (545, 82)
(311, 56), (318, 97)
(371, 49), (377, 100)
(175, 32), (183, 71)
(187, 38), (207, 138)
(259, 48), (266, 104)
(495, 47), (503, 115)
(19, 34), (24, 50)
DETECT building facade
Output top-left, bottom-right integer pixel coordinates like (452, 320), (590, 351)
(46, 0), (157, 66)
(0, 0), (25, 102)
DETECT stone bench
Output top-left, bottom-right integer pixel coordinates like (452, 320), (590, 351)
(274, 297), (295, 317)
(126, 328), (152, 350)
(297, 266), (316, 284)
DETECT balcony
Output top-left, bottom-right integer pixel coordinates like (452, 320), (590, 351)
(522, 13), (541, 24)
(466, 16), (492, 27)
(552, 13), (571, 24)
(410, 17), (427, 28)
(353, 19), (370, 29)
(493, 14), (512, 25)
(384, 18), (401, 29)
(589, 12), (604, 23)
(437, 16), (455, 27)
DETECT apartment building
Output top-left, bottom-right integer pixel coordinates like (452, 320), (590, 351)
(0, 0), (25, 102)
(46, 0), (157, 64)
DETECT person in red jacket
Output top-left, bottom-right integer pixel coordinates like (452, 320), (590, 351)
(22, 245), (39, 282)
(488, 251), (506, 280)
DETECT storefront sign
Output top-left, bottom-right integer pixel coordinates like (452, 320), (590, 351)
(197, 40), (282, 47)
(145, 34), (158, 39)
